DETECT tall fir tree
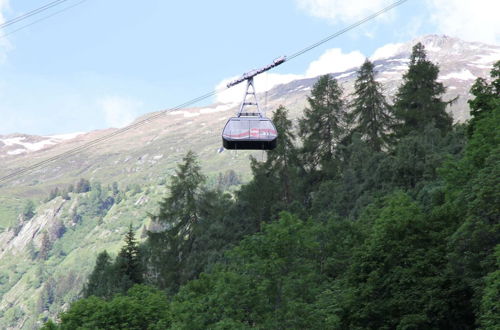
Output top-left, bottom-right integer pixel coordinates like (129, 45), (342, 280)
(145, 151), (206, 292)
(236, 106), (300, 228)
(257, 106), (298, 206)
(298, 74), (346, 172)
(267, 105), (299, 206)
(115, 224), (143, 289)
(83, 251), (114, 299)
(39, 231), (51, 260)
(350, 58), (392, 151)
(156, 150), (205, 232)
(467, 60), (500, 136)
(392, 42), (453, 137)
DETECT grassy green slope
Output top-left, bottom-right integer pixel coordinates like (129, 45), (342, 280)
(0, 182), (169, 329)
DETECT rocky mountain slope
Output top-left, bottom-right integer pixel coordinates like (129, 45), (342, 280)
(1, 35), (498, 199)
(0, 34), (498, 329)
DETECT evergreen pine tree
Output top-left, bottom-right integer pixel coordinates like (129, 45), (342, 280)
(22, 200), (36, 220)
(145, 151), (206, 292)
(298, 74), (346, 171)
(392, 42), (452, 137)
(83, 251), (114, 299)
(260, 105), (298, 206)
(351, 58), (392, 151)
(236, 106), (300, 228)
(115, 225), (142, 289)
(468, 60), (500, 136)
(156, 150), (205, 232)
(39, 232), (51, 260)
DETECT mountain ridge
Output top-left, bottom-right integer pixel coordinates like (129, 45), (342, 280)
(0, 33), (499, 329)
(0, 34), (498, 211)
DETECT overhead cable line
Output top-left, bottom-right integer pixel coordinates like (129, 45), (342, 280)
(0, 0), (72, 30)
(0, 0), (88, 40)
(0, 0), (409, 185)
(0, 89), (221, 184)
(287, 0), (409, 61)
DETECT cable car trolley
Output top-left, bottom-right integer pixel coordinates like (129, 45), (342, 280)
(222, 56), (286, 150)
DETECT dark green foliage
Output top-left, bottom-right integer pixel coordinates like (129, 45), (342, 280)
(393, 43), (453, 137)
(351, 59), (392, 151)
(468, 60), (500, 136)
(115, 224), (143, 289)
(54, 62), (499, 329)
(236, 106), (301, 225)
(41, 319), (57, 330)
(44, 285), (170, 329)
(390, 125), (450, 190)
(79, 181), (115, 217)
(144, 151), (206, 292)
(171, 213), (328, 329)
(265, 106), (300, 206)
(39, 232), (52, 260)
(84, 227), (143, 299)
(299, 74), (346, 173)
(339, 193), (472, 329)
(75, 178), (91, 193)
(83, 251), (115, 299)
(22, 199), (35, 220)
(155, 150), (205, 230)
(442, 97), (500, 313)
(49, 219), (66, 240)
(479, 246), (500, 329)
(37, 277), (56, 313)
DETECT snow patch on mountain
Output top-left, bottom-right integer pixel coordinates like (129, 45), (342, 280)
(439, 69), (477, 81)
(336, 71), (356, 79)
(199, 103), (235, 114)
(170, 103), (237, 118)
(473, 51), (500, 65)
(0, 132), (83, 156)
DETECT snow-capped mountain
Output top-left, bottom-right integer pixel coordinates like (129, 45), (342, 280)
(0, 35), (498, 329)
(0, 133), (83, 157)
(265, 34), (499, 123)
(0, 35), (498, 178)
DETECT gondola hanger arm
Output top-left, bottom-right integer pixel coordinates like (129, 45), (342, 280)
(226, 56), (286, 88)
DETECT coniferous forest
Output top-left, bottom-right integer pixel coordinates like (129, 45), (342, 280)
(43, 44), (499, 329)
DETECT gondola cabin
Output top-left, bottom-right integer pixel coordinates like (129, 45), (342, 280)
(221, 60), (285, 151)
(222, 116), (277, 150)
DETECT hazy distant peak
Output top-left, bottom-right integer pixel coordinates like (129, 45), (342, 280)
(0, 132), (83, 157)
(371, 34), (500, 62)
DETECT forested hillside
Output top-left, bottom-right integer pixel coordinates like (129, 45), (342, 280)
(42, 44), (500, 329)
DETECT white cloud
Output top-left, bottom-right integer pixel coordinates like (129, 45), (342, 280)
(215, 72), (302, 104)
(370, 42), (405, 61)
(215, 47), (366, 103)
(427, 0), (500, 44)
(99, 96), (142, 128)
(296, 0), (396, 24)
(306, 48), (365, 77)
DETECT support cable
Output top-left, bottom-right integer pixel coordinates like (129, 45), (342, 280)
(0, 0), (72, 30)
(0, 0), (409, 184)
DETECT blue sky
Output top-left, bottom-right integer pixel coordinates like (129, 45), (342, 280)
(0, 0), (499, 135)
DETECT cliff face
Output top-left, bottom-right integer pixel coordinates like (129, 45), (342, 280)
(0, 199), (67, 259)
(0, 185), (164, 329)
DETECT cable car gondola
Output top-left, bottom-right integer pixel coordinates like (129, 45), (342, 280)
(221, 57), (285, 151)
(221, 77), (278, 150)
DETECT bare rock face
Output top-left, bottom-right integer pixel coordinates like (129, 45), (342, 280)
(0, 198), (67, 259)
